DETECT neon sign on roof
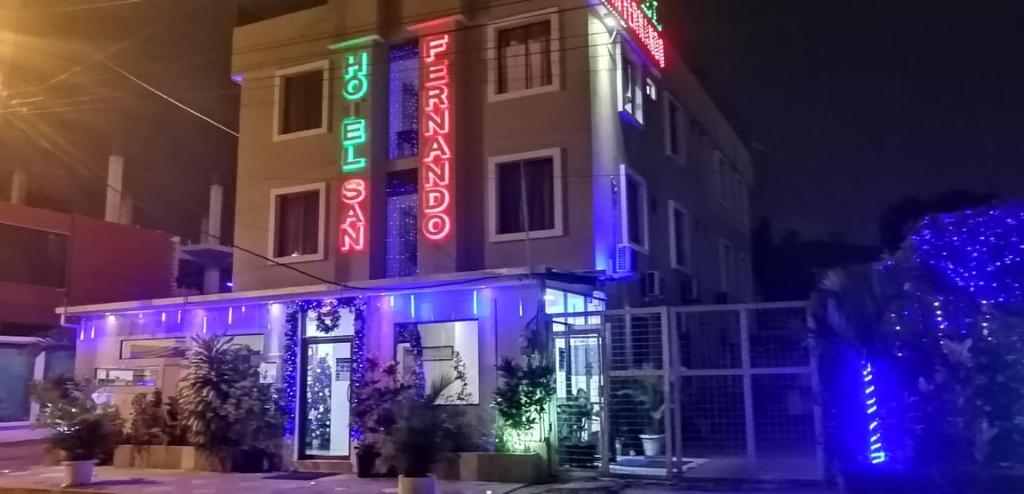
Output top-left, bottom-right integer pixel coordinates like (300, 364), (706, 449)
(339, 48), (370, 253)
(601, 0), (666, 68)
(420, 34), (453, 241)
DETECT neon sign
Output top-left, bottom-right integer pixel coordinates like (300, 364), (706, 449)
(339, 178), (367, 252)
(640, 0), (663, 31)
(420, 34), (453, 241)
(339, 48), (370, 252)
(601, 0), (666, 68)
(343, 51), (369, 101)
(341, 117), (367, 172)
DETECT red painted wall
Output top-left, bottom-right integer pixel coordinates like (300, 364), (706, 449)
(0, 203), (174, 327)
(65, 215), (174, 306)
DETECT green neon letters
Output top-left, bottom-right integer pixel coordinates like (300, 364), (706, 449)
(343, 51), (369, 101)
(341, 117), (367, 172)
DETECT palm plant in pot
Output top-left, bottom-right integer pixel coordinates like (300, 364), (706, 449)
(388, 382), (462, 494)
(613, 375), (665, 457)
(31, 376), (124, 487)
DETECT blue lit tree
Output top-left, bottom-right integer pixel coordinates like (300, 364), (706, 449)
(307, 357), (332, 451)
(815, 201), (1024, 486)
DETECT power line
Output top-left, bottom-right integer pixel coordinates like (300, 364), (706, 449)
(101, 60), (238, 136)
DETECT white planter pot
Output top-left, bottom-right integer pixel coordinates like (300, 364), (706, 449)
(639, 434), (665, 457)
(398, 475), (436, 494)
(61, 460), (96, 487)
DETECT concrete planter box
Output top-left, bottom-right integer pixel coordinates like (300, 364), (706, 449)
(112, 445), (227, 471)
(436, 452), (546, 484)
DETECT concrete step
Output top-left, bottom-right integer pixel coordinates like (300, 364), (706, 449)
(294, 459), (353, 474)
(541, 480), (624, 493)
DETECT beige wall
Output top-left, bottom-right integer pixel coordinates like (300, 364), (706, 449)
(231, 0), (754, 303)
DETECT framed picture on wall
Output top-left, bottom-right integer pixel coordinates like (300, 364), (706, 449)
(120, 338), (187, 359)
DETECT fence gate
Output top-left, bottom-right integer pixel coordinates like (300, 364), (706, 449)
(552, 302), (823, 482)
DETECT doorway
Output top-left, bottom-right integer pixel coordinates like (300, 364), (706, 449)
(301, 338), (352, 458)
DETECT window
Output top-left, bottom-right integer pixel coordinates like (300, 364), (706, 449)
(715, 153), (731, 207)
(669, 201), (691, 271)
(488, 149), (564, 242)
(664, 94), (686, 163)
(388, 42), (420, 159)
(0, 223), (67, 288)
(719, 240), (735, 294)
(396, 321), (480, 405)
(620, 165), (649, 250)
(645, 77), (658, 100)
(737, 254), (751, 301)
(386, 169), (418, 277)
(120, 338), (187, 360)
(734, 172), (748, 223)
(488, 9), (560, 101)
(269, 183), (326, 263)
(274, 61), (329, 140)
(95, 368), (158, 387)
(0, 344), (33, 422)
(618, 47), (644, 123)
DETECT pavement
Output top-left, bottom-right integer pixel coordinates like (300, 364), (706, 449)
(0, 467), (522, 493)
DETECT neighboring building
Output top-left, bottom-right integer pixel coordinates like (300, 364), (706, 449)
(0, 0), (238, 270)
(61, 0), (754, 468)
(0, 201), (175, 425)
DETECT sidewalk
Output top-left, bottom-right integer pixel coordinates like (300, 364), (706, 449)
(0, 467), (522, 493)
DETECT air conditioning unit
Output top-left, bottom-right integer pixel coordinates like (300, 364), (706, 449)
(644, 271), (662, 297)
(614, 244), (634, 275)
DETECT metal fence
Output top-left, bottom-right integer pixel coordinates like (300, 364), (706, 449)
(550, 302), (822, 481)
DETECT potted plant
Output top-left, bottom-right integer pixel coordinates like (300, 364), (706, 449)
(31, 376), (124, 487)
(613, 375), (665, 457)
(178, 334), (284, 472)
(350, 357), (410, 477)
(388, 382), (462, 494)
(113, 389), (198, 469)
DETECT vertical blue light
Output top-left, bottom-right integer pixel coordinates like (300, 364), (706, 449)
(863, 361), (887, 464)
(390, 295), (395, 308)
(518, 299), (524, 317)
(473, 290), (479, 316)
(89, 325), (95, 340)
(410, 294), (416, 318)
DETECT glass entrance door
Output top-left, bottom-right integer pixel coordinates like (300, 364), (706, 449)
(302, 339), (352, 457)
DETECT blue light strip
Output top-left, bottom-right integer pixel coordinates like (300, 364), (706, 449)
(863, 361), (887, 464)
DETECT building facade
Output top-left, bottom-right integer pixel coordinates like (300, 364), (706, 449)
(0, 201), (175, 425)
(230, 0), (753, 304)
(63, 0), (755, 468)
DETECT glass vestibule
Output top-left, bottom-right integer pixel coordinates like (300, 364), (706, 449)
(300, 309), (354, 458)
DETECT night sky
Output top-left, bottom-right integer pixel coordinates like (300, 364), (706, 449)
(668, 0), (1024, 245)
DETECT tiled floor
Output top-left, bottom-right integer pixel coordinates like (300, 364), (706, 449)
(0, 467), (522, 493)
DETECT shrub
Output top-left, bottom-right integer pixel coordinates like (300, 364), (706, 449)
(31, 376), (124, 462)
(178, 334), (284, 469)
(493, 357), (554, 452)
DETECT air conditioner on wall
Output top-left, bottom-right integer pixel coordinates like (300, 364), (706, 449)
(644, 271), (662, 297)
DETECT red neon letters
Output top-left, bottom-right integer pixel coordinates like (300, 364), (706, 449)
(421, 34), (453, 241)
(339, 178), (367, 253)
(601, 0), (666, 68)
